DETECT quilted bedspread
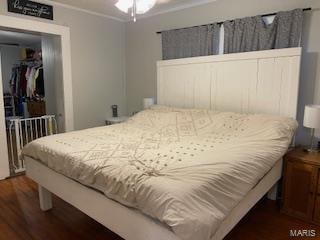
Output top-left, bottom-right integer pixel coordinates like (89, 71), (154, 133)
(22, 106), (297, 240)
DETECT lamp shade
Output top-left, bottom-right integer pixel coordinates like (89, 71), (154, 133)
(303, 105), (320, 129)
(143, 97), (155, 109)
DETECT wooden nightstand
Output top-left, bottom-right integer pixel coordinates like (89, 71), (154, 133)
(282, 148), (320, 225)
(105, 116), (129, 125)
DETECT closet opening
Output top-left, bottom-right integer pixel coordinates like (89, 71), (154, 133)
(0, 28), (63, 177)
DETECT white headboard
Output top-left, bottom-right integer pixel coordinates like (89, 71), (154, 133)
(157, 48), (301, 118)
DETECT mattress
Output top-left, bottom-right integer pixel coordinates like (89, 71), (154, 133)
(22, 105), (297, 240)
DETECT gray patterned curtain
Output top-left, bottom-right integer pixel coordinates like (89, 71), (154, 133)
(162, 24), (220, 60)
(223, 9), (303, 54)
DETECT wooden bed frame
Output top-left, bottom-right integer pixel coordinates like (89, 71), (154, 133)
(25, 47), (302, 240)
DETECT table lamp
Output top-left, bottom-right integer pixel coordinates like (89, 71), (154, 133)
(143, 97), (155, 109)
(303, 105), (320, 152)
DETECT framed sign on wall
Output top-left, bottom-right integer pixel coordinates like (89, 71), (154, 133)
(7, 0), (53, 20)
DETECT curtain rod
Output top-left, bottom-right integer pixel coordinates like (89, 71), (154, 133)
(156, 7), (312, 34)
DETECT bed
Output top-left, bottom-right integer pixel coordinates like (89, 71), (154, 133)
(23, 47), (302, 240)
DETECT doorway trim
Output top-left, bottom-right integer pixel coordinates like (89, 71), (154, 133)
(0, 14), (74, 180)
(0, 51), (10, 180)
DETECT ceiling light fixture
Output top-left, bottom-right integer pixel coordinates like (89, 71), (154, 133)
(115, 0), (156, 22)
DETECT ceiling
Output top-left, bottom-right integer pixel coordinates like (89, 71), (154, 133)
(47, 0), (218, 21)
(0, 30), (41, 48)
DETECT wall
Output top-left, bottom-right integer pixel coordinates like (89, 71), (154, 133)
(0, 46), (21, 93)
(0, 0), (126, 130)
(125, 0), (320, 144)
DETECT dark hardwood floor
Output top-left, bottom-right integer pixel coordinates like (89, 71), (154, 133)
(0, 176), (319, 240)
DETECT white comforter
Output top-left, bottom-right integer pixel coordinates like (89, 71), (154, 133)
(22, 106), (297, 240)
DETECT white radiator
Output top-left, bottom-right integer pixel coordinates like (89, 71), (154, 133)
(8, 115), (57, 173)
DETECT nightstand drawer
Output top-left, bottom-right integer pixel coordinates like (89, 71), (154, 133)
(282, 161), (315, 220)
(282, 148), (320, 225)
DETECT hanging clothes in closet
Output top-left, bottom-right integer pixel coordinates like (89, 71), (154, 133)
(25, 64), (44, 98)
(10, 60), (45, 99)
(9, 50), (45, 117)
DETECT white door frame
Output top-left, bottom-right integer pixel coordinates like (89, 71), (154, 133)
(0, 14), (74, 180)
(0, 51), (10, 180)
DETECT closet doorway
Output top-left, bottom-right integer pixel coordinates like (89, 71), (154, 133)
(0, 30), (55, 176)
(0, 15), (74, 180)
